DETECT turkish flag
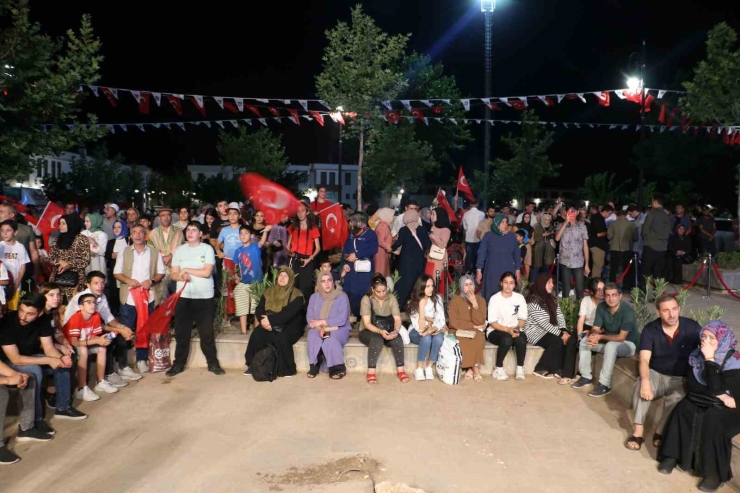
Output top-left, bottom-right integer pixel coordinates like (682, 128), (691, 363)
(457, 167), (475, 201)
(267, 107), (280, 117)
(130, 287), (151, 349)
(166, 95), (183, 115)
(319, 203), (349, 251)
(509, 99), (527, 110)
(625, 90), (655, 112)
(597, 92), (610, 107)
(138, 92), (151, 115)
(410, 108), (426, 122)
(658, 103), (667, 124)
(432, 106), (444, 115)
(309, 111), (325, 126)
(245, 105), (261, 117)
(667, 108), (677, 127)
(36, 201), (65, 248)
(287, 108), (300, 125)
(385, 110), (400, 124)
(100, 87), (118, 107)
(239, 173), (299, 225)
(141, 282), (188, 336)
(190, 96), (206, 117)
(436, 189), (457, 224)
(223, 101), (239, 113)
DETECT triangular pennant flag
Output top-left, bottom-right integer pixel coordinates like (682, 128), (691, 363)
(223, 101), (238, 113)
(130, 90), (141, 103)
(107, 125), (115, 134)
(229, 120), (239, 128)
(410, 108), (426, 122)
(309, 111), (325, 126)
(596, 92), (610, 107)
(622, 125), (629, 130)
(100, 87), (118, 107)
(441, 99), (450, 105)
(151, 123), (161, 129)
(243, 119), (252, 126)
(166, 95), (183, 115)
(501, 98), (512, 107)
(234, 98), (244, 112)
(89, 85), (99, 97)
(557, 94), (565, 103)
(658, 104), (667, 124)
(420, 100), (433, 107)
(287, 108), (300, 125)
(273, 117), (281, 123)
(574, 123), (580, 128)
(245, 105), (261, 117)
(119, 124), (128, 132)
(318, 100), (331, 109)
(461, 99), (470, 111)
(214, 97), (225, 109)
(401, 100), (412, 111)
(298, 100), (308, 112)
(538, 96), (548, 104)
(509, 99), (527, 110)
(657, 90), (667, 99)
(518, 97), (529, 107)
(136, 124), (145, 132)
(216, 121), (225, 129)
(138, 92), (151, 115)
(256, 98), (269, 103)
(609, 124), (617, 129)
(202, 121), (211, 128)
(152, 92), (161, 106)
(267, 107), (280, 117)
(282, 100), (291, 105)
(382, 100), (392, 110)
(563, 123), (569, 128)
(576, 93), (586, 103)
(404, 116), (414, 123)
(66, 124), (74, 130)
(434, 118), (441, 122)
(614, 90), (626, 99)
(162, 123), (171, 129)
(463, 119), (469, 124)
(660, 126), (666, 133)
(302, 115), (313, 121)
(190, 96), (206, 116)
(667, 108), (678, 127)
(176, 122), (185, 131)
(432, 106), (444, 115)
(475, 119), (481, 124)
(258, 118), (267, 126)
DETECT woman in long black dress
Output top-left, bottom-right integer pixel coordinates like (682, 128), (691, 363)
(667, 223), (692, 284)
(658, 320), (740, 492)
(392, 210), (431, 308)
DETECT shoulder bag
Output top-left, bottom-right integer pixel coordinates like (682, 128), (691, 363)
(369, 299), (394, 332)
(353, 238), (372, 273)
(429, 245), (446, 261)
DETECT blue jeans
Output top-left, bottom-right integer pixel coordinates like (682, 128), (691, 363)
(118, 301), (155, 362)
(409, 330), (445, 363)
(578, 337), (636, 387)
(11, 355), (73, 419)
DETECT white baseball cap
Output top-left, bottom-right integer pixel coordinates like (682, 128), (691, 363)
(228, 202), (241, 212)
(105, 203), (120, 213)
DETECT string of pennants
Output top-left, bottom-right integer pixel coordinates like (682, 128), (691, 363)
(79, 84), (683, 116)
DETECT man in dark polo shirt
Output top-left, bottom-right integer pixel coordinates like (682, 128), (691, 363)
(573, 282), (640, 397)
(625, 294), (701, 451)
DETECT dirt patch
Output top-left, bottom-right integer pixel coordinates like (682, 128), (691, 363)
(261, 454), (382, 488)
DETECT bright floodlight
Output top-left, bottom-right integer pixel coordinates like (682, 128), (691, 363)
(627, 77), (641, 90)
(481, 0), (495, 12)
(400, 188), (405, 194)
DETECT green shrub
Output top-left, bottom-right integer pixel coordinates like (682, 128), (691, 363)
(558, 297), (579, 331)
(716, 252), (740, 270)
(687, 306), (726, 327)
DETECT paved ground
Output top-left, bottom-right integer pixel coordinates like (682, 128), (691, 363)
(2, 368), (735, 493)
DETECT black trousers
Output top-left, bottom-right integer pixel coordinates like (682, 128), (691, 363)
(641, 246), (666, 287)
(359, 329), (405, 369)
(487, 330), (527, 367)
(174, 298), (219, 368)
(104, 334), (129, 375)
(534, 332), (577, 377)
(290, 256), (315, 302)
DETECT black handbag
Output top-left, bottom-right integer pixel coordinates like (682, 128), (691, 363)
(54, 269), (78, 287)
(370, 301), (394, 332)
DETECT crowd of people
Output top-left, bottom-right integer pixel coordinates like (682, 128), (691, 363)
(0, 187), (736, 492)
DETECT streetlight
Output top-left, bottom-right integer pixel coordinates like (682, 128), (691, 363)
(332, 106), (345, 204)
(628, 40), (647, 208)
(481, 0), (496, 210)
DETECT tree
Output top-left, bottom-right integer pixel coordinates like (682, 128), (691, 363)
(0, 1), (106, 180)
(219, 128), (289, 181)
(492, 110), (560, 206)
(680, 22), (740, 218)
(316, 5), (410, 210)
(193, 173), (240, 208)
(364, 124), (436, 194)
(471, 169), (517, 206)
(578, 172), (632, 206)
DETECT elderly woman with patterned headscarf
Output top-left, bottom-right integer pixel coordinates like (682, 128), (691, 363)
(305, 271), (351, 380)
(244, 267), (305, 378)
(448, 274), (487, 381)
(392, 210), (432, 307)
(475, 214), (522, 302)
(658, 321), (740, 492)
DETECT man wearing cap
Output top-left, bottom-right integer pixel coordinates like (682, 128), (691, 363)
(147, 206), (183, 303)
(102, 203), (120, 240)
(216, 203), (243, 326)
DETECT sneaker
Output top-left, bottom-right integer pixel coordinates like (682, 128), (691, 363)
(0, 446), (20, 465)
(243, 368), (252, 376)
(75, 386), (100, 402)
(94, 380), (119, 394)
(136, 361), (149, 375)
(571, 377), (592, 389)
(45, 393), (57, 409)
(515, 366), (525, 381)
(588, 384), (612, 397)
(165, 365), (184, 378)
(120, 366), (143, 381)
(105, 372), (128, 388)
(414, 368), (425, 381)
(493, 367), (510, 381)
(533, 370), (554, 379)
(424, 366), (434, 380)
(54, 407), (88, 420)
(16, 425), (54, 442)
(34, 420), (56, 436)
(208, 363), (226, 376)
(221, 319), (232, 328)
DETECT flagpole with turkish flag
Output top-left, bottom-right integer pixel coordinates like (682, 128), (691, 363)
(35, 201), (65, 247)
(457, 166), (475, 201)
(141, 281), (188, 337)
(435, 189), (457, 224)
(238, 173), (299, 225)
(317, 203), (348, 251)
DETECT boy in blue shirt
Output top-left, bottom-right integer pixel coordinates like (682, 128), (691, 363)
(233, 225), (271, 334)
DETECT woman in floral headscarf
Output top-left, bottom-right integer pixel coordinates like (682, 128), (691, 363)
(658, 321), (740, 492)
(475, 214), (521, 302)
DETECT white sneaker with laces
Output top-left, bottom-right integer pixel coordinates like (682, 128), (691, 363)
(425, 367), (434, 380)
(94, 380), (119, 394)
(76, 386), (100, 402)
(493, 367), (510, 381)
(105, 372), (128, 388)
(414, 368), (425, 381)
(515, 366), (526, 380)
(136, 361), (149, 375)
(120, 366), (144, 380)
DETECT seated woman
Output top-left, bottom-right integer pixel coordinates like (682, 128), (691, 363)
(245, 267), (305, 378)
(449, 274), (487, 382)
(407, 275), (447, 381)
(359, 274), (409, 384)
(658, 321), (740, 492)
(486, 272), (528, 381)
(306, 271), (351, 380)
(521, 273), (576, 380)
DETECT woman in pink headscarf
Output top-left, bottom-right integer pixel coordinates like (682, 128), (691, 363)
(372, 208), (395, 278)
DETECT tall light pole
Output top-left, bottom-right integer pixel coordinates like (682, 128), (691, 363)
(481, 0), (495, 209)
(628, 40), (647, 208)
(332, 106), (344, 204)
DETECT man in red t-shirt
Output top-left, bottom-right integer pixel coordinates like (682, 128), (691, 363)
(310, 186), (333, 214)
(63, 293), (116, 402)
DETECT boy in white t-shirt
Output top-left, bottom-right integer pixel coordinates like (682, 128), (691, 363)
(0, 220), (30, 293)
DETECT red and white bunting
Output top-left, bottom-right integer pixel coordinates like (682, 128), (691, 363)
(190, 95), (206, 116)
(214, 97), (225, 109)
(152, 92), (161, 106)
(234, 98), (244, 112)
(400, 100), (412, 111)
(461, 99), (470, 111)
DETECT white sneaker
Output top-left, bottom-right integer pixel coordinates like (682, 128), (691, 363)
(75, 386), (100, 402)
(414, 368), (425, 381)
(120, 366), (143, 381)
(94, 380), (119, 394)
(105, 372), (128, 388)
(493, 367), (510, 381)
(425, 367), (434, 380)
(515, 366), (526, 381)
(221, 319), (232, 328)
(136, 361), (150, 375)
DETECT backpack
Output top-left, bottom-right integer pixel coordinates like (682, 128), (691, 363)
(250, 345), (280, 382)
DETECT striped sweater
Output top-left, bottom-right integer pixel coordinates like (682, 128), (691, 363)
(522, 301), (567, 345)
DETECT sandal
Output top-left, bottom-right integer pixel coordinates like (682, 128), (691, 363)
(397, 371), (410, 383)
(367, 372), (378, 385)
(653, 433), (663, 448)
(464, 370), (474, 380)
(331, 372), (346, 380)
(625, 435), (644, 451)
(473, 373), (483, 383)
(307, 364), (320, 379)
(558, 378), (574, 385)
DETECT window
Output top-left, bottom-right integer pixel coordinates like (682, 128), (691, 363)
(37, 161), (43, 177)
(57, 162), (62, 176)
(320, 171), (327, 185)
(330, 173), (336, 185)
(345, 193), (351, 200)
(345, 172), (351, 185)
(51, 161), (56, 178)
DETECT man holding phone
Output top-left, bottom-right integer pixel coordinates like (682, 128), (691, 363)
(555, 205), (590, 299)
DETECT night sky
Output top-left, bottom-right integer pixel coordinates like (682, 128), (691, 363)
(31, 0), (740, 205)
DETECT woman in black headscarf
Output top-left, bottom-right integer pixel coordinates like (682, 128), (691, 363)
(48, 213), (91, 302)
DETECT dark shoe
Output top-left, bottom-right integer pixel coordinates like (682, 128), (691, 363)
(34, 420), (56, 436)
(698, 476), (722, 492)
(45, 393), (56, 409)
(588, 384), (612, 397)
(208, 363), (225, 376)
(54, 407), (88, 420)
(16, 425), (54, 442)
(657, 457), (677, 475)
(0, 446), (20, 465)
(571, 377), (592, 389)
(243, 368), (252, 376)
(166, 365), (184, 377)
